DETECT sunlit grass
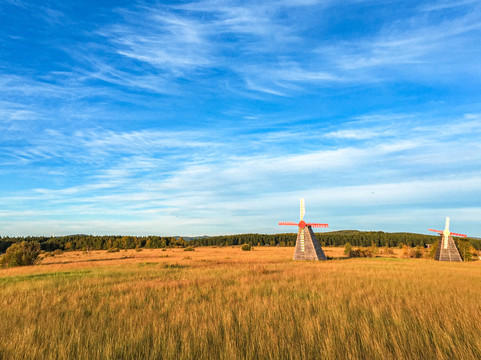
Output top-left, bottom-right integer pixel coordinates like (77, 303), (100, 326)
(1, 247), (480, 359)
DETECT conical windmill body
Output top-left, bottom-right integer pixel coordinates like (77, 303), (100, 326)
(279, 199), (328, 260)
(428, 217), (466, 262)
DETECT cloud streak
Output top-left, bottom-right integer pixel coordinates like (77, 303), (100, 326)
(2, 111), (481, 235)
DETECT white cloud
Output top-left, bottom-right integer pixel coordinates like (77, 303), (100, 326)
(421, 0), (480, 12)
(5, 0), (480, 100)
(3, 112), (480, 234)
(329, 5), (481, 83)
(325, 129), (387, 140)
(105, 11), (214, 75)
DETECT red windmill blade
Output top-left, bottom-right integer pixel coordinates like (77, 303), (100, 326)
(428, 228), (466, 237)
(278, 221), (298, 226)
(278, 198), (328, 229)
(428, 217), (466, 237)
(306, 223), (329, 228)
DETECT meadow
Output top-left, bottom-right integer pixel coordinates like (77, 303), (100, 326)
(1, 246), (481, 360)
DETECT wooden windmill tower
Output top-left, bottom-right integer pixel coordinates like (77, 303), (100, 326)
(428, 217), (466, 262)
(279, 198), (328, 260)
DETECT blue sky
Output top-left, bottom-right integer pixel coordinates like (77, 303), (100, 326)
(1, 0), (480, 237)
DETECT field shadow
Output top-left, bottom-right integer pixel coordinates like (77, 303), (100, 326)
(327, 256), (351, 261)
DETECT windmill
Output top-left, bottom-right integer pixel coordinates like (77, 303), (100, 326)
(279, 198), (328, 260)
(428, 217), (466, 262)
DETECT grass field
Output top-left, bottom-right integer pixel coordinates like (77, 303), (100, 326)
(1, 246), (481, 359)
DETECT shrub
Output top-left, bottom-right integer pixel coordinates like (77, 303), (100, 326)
(107, 247), (120, 253)
(402, 245), (424, 259)
(0, 241), (41, 267)
(411, 246), (424, 258)
(344, 242), (352, 256)
(349, 248), (374, 258)
(402, 245), (409, 258)
(241, 244), (252, 251)
(427, 241), (438, 259)
(381, 246), (394, 255)
(184, 246), (195, 252)
(457, 240), (476, 261)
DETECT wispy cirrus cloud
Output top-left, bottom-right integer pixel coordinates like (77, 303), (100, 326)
(2, 111), (481, 235)
(4, 0), (481, 100)
(421, 0), (480, 12)
(329, 5), (481, 82)
(0, 100), (37, 128)
(101, 10), (214, 76)
(325, 129), (390, 140)
(77, 1), (338, 96)
(4, 128), (219, 166)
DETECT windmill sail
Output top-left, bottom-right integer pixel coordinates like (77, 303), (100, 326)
(429, 217), (465, 262)
(279, 198), (328, 261)
(300, 198), (305, 221)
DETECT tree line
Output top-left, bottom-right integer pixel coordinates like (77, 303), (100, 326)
(190, 230), (481, 249)
(1, 230), (480, 254)
(0, 235), (188, 253)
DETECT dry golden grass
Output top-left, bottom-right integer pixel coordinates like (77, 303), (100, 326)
(1, 246), (480, 360)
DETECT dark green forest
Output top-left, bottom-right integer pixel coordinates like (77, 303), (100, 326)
(1, 230), (480, 254)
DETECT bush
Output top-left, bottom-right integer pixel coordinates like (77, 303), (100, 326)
(344, 242), (352, 256)
(241, 244), (252, 251)
(107, 247), (120, 253)
(457, 240), (476, 261)
(0, 241), (41, 267)
(349, 248), (374, 258)
(184, 246), (195, 252)
(427, 241), (438, 259)
(411, 246), (424, 258)
(402, 245), (424, 259)
(381, 246), (394, 255)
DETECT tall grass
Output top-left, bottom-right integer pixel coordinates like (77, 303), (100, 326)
(1, 247), (480, 359)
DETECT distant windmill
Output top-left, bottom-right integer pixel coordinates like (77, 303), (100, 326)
(279, 198), (328, 260)
(428, 217), (466, 262)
